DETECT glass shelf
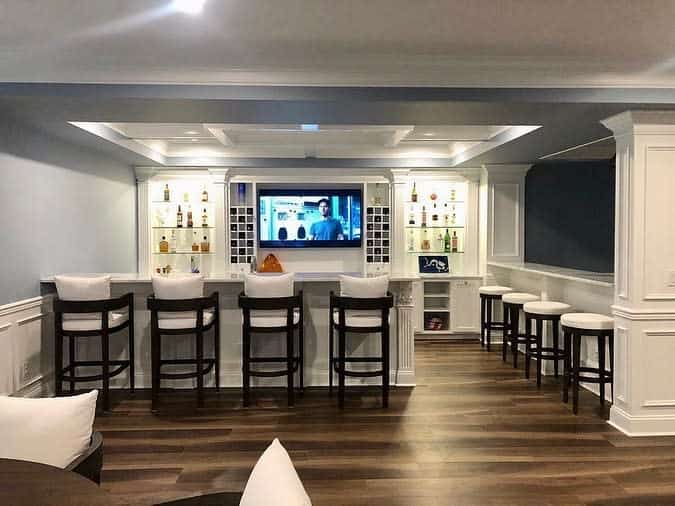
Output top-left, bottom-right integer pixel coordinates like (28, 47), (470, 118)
(405, 225), (464, 229)
(152, 226), (215, 230)
(407, 250), (464, 254)
(153, 251), (214, 255)
(405, 200), (465, 205)
(152, 200), (215, 204)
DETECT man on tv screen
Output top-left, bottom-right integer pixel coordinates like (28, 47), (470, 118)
(308, 198), (344, 240)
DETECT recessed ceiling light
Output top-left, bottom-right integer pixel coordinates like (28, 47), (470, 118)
(301, 124), (320, 132)
(423, 133), (434, 137)
(171, 0), (207, 15)
(184, 130), (199, 135)
(191, 138), (198, 142)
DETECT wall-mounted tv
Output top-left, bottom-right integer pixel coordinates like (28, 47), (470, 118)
(258, 188), (362, 248)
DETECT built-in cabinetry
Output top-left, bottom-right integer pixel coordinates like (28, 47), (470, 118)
(413, 278), (481, 337)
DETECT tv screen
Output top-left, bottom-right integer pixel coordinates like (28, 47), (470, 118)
(258, 189), (362, 248)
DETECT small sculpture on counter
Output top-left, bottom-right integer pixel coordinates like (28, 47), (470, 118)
(259, 253), (283, 273)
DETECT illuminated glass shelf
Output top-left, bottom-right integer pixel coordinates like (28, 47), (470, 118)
(152, 200), (215, 205)
(407, 250), (464, 254)
(405, 200), (465, 205)
(152, 226), (214, 229)
(405, 225), (464, 229)
(153, 251), (214, 255)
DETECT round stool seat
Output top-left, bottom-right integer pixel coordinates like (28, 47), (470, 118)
(479, 285), (513, 296)
(502, 292), (539, 305)
(523, 300), (571, 316)
(561, 313), (614, 330)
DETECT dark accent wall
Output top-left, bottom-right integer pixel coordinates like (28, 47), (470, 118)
(525, 160), (615, 273)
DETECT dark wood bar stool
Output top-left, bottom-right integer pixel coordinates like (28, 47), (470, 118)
(561, 313), (614, 415)
(479, 285), (513, 351)
(523, 300), (571, 387)
(54, 293), (134, 412)
(501, 292), (539, 368)
(329, 291), (394, 408)
(238, 291), (304, 407)
(147, 279), (219, 412)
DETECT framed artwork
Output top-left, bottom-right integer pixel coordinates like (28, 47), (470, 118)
(418, 255), (449, 274)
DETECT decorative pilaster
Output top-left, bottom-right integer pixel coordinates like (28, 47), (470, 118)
(395, 281), (415, 386)
(602, 111), (675, 436)
(390, 169), (410, 275)
(209, 169), (229, 277)
(134, 172), (152, 277)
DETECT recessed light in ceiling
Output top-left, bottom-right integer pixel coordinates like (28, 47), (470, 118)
(184, 130), (199, 135)
(171, 0), (207, 15)
(191, 138), (198, 142)
(423, 133), (434, 137)
(301, 124), (320, 132)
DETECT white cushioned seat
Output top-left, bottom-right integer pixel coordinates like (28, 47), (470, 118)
(158, 310), (215, 330)
(337, 274), (389, 324)
(62, 312), (128, 331)
(479, 285), (513, 296)
(54, 274), (112, 321)
(561, 313), (614, 330)
(332, 309), (388, 328)
(240, 438), (312, 506)
(244, 272), (296, 321)
(523, 300), (572, 316)
(249, 308), (301, 328)
(502, 292), (540, 305)
(0, 390), (98, 469)
(152, 274), (206, 320)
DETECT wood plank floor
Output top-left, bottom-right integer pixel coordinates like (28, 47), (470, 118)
(95, 341), (675, 505)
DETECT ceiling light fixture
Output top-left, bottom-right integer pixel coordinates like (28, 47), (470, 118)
(191, 138), (198, 142)
(301, 124), (320, 132)
(423, 133), (434, 137)
(184, 130), (199, 135)
(171, 0), (207, 15)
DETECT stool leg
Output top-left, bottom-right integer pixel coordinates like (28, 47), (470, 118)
(536, 319), (543, 388)
(598, 335), (606, 407)
(525, 317), (532, 379)
(128, 321), (136, 394)
(512, 308), (520, 369)
(299, 320), (304, 394)
(338, 327), (346, 409)
(502, 303), (509, 362)
(196, 329), (204, 408)
(573, 332), (581, 415)
(242, 326), (250, 407)
(214, 320), (221, 392)
(608, 333), (614, 404)
(287, 325), (295, 407)
(552, 319), (560, 378)
(54, 330), (63, 398)
(329, 320), (334, 396)
(102, 331), (110, 412)
(151, 329), (160, 412)
(69, 335), (76, 394)
(480, 296), (485, 347)
(563, 328), (571, 403)
(382, 325), (390, 408)
(486, 298), (493, 352)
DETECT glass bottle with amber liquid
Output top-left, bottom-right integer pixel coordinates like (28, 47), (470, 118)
(201, 186), (209, 202)
(201, 208), (208, 227)
(200, 235), (210, 253)
(163, 183), (170, 202)
(187, 206), (194, 228)
(411, 182), (418, 202)
(176, 205), (183, 228)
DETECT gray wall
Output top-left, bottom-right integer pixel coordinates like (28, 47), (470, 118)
(0, 120), (137, 305)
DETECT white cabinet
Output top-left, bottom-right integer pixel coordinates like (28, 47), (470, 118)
(449, 279), (480, 333)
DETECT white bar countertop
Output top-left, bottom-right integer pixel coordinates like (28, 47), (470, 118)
(41, 272), (483, 284)
(487, 262), (614, 288)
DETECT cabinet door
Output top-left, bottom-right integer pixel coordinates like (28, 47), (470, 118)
(450, 280), (480, 333)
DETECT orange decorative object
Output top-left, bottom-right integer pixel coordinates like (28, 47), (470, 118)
(259, 253), (283, 273)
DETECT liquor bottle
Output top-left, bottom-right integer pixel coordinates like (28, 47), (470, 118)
(450, 205), (457, 225)
(192, 241), (200, 252)
(421, 206), (427, 227)
(169, 230), (177, 253)
(187, 207), (194, 228)
(372, 182), (383, 205)
(200, 236), (210, 253)
(176, 205), (183, 228)
(408, 208), (416, 225)
(450, 188), (457, 201)
(421, 229), (430, 251)
(183, 191), (190, 203)
(237, 183), (246, 206)
(250, 256), (257, 273)
(163, 183), (170, 202)
(201, 208), (208, 227)
(411, 182), (418, 202)
(201, 186), (208, 202)
(407, 229), (415, 251)
(159, 236), (169, 253)
(443, 203), (449, 225)
(436, 232), (443, 251)
(451, 231), (458, 252)
(432, 203), (439, 223)
(443, 229), (451, 253)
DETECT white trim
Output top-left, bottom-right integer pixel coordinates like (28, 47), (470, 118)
(15, 313), (45, 326)
(0, 296), (44, 317)
(0, 323), (11, 332)
(612, 306), (675, 320)
(609, 405), (675, 437)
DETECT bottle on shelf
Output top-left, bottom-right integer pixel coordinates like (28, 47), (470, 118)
(450, 188), (457, 201)
(432, 203), (438, 223)
(183, 191), (190, 203)
(407, 229), (415, 251)
(159, 235), (169, 253)
(411, 182), (418, 203)
(408, 208), (416, 225)
(373, 182), (383, 205)
(163, 184), (170, 202)
(443, 203), (449, 225)
(200, 236), (210, 253)
(237, 183), (247, 206)
(201, 186), (209, 202)
(187, 206), (194, 228)
(451, 231), (459, 252)
(421, 206), (427, 227)
(450, 205), (457, 225)
(169, 230), (177, 253)
(421, 229), (430, 251)
(201, 208), (208, 227)
(192, 232), (199, 252)
(176, 205), (183, 228)
(443, 229), (451, 253)
(436, 232), (443, 251)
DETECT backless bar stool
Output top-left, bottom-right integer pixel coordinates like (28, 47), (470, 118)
(239, 272), (303, 407)
(53, 274), (134, 413)
(523, 300), (571, 387)
(501, 292), (539, 368)
(330, 275), (393, 408)
(147, 275), (219, 412)
(479, 286), (513, 351)
(561, 313), (614, 415)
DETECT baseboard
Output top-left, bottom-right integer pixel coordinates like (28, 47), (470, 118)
(609, 405), (675, 437)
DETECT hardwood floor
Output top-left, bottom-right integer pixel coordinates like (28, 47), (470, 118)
(95, 341), (675, 505)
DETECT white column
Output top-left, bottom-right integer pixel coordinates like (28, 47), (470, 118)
(602, 111), (675, 436)
(390, 169), (411, 275)
(134, 167), (157, 277)
(209, 168), (229, 277)
(395, 281), (415, 386)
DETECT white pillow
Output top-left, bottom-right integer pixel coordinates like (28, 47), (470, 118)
(244, 273), (295, 320)
(152, 275), (205, 320)
(0, 390), (98, 469)
(340, 274), (389, 298)
(240, 438), (311, 506)
(55, 274), (112, 320)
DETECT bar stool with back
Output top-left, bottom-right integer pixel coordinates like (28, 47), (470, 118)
(329, 275), (394, 408)
(238, 273), (304, 407)
(147, 275), (219, 412)
(53, 275), (134, 412)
